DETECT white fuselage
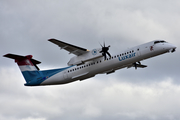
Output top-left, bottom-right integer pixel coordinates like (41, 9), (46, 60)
(41, 40), (176, 85)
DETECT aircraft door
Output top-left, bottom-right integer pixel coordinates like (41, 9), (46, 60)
(136, 48), (141, 57)
(63, 71), (68, 79)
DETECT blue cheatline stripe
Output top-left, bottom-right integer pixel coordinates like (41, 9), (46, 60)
(23, 66), (73, 86)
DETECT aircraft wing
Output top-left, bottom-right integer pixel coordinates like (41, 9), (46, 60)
(127, 63), (147, 69)
(136, 64), (147, 68)
(48, 39), (88, 56)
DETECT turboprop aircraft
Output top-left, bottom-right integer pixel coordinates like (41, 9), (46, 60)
(3, 39), (176, 86)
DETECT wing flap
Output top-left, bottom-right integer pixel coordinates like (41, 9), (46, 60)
(48, 39), (88, 56)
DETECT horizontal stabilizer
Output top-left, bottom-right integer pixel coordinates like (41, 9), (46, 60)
(4, 53), (41, 70)
(3, 54), (41, 65)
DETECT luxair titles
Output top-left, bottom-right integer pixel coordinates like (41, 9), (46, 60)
(118, 52), (136, 61)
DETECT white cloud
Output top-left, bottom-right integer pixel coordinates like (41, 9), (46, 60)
(1, 67), (180, 120)
(83, 104), (102, 117)
(21, 117), (46, 120)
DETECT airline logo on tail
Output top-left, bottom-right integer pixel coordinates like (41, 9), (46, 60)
(3, 54), (42, 85)
(16, 55), (38, 72)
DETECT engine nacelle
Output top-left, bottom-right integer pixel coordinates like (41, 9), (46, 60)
(68, 48), (102, 66)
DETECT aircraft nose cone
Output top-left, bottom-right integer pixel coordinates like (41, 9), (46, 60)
(168, 44), (177, 53)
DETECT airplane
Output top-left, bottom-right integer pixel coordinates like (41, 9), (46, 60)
(3, 39), (176, 86)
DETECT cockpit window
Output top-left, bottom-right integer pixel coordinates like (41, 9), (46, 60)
(154, 41), (160, 44)
(154, 40), (166, 44)
(160, 40), (166, 43)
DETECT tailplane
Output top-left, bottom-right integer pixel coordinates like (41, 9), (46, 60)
(3, 54), (42, 84)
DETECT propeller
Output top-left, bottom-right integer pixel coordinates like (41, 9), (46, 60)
(99, 42), (111, 60)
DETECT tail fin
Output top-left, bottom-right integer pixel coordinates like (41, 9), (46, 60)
(3, 54), (42, 84)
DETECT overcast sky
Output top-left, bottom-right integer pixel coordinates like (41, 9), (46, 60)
(1, 0), (180, 120)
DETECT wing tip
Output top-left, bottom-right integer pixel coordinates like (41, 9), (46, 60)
(48, 38), (58, 41)
(48, 38), (54, 41)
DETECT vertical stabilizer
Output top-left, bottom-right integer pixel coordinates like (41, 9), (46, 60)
(3, 54), (42, 84)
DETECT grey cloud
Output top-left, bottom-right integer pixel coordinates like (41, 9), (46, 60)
(1, 70), (180, 120)
(1, 0), (180, 120)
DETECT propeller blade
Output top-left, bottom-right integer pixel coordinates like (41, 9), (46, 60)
(107, 51), (111, 58)
(99, 42), (103, 48)
(104, 54), (107, 60)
